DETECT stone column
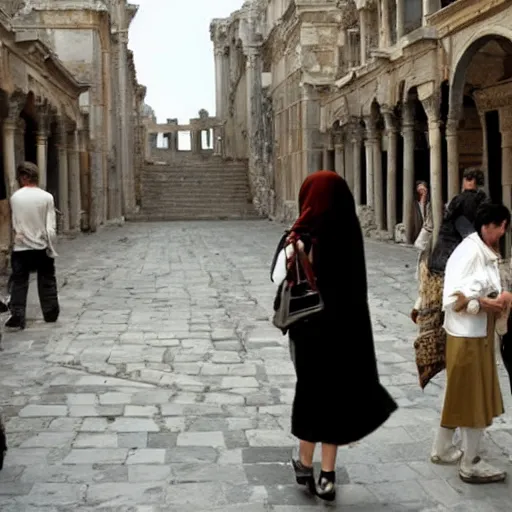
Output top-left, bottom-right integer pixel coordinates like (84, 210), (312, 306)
(68, 130), (81, 231)
(372, 130), (384, 230)
(57, 117), (70, 233)
(36, 133), (48, 190)
(3, 95), (24, 195)
(214, 48), (226, 118)
(351, 127), (363, 206)
(334, 142), (345, 179)
(402, 102), (415, 243)
(422, 95), (443, 243)
(500, 107), (512, 255)
(364, 137), (374, 208)
(359, 8), (367, 66)
(35, 102), (50, 190)
(246, 42), (267, 216)
(478, 112), (490, 196)
(422, 0), (440, 25)
(396, 0), (405, 39)
(114, 28), (132, 216)
(380, 0), (390, 48)
(445, 117), (460, 201)
(3, 121), (17, 197)
(383, 107), (398, 237)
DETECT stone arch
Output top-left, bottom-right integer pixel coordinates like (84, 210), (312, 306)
(449, 31), (512, 119)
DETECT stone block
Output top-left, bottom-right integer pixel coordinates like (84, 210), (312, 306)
(177, 431), (225, 448)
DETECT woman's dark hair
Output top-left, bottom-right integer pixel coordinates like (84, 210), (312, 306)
(474, 203), (511, 234)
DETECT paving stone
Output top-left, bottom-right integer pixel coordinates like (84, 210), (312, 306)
(177, 431), (225, 447)
(18, 405), (68, 417)
(126, 448), (166, 464)
(73, 433), (118, 448)
(63, 448), (128, 465)
(1, 221), (510, 510)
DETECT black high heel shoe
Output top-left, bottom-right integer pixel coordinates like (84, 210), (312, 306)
(291, 458), (315, 493)
(316, 470), (336, 501)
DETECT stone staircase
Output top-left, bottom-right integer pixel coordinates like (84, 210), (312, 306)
(133, 156), (259, 221)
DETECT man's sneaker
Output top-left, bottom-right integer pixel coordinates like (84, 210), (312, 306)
(5, 315), (25, 330)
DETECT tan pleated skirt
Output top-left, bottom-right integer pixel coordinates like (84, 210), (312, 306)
(441, 315), (504, 429)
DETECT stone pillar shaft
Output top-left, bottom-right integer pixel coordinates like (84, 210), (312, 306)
(3, 121), (17, 196)
(446, 119), (459, 201)
(372, 135), (384, 230)
(68, 131), (81, 231)
(402, 104), (415, 244)
(383, 109), (398, 238)
(352, 135), (362, 206)
(380, 0), (390, 48)
(36, 133), (48, 190)
(428, 118), (443, 244)
(58, 120), (70, 232)
(359, 9), (367, 65)
(396, 0), (405, 39)
(501, 130), (512, 255)
(214, 50), (225, 118)
(334, 143), (345, 179)
(479, 113), (489, 196)
(364, 139), (374, 208)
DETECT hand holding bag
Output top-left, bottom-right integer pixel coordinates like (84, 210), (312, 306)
(272, 240), (324, 334)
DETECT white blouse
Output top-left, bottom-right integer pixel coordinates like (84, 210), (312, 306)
(443, 233), (501, 338)
(271, 240), (305, 286)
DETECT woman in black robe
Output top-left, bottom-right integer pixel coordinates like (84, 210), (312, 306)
(274, 171), (397, 500)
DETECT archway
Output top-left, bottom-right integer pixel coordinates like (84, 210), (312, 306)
(449, 34), (512, 253)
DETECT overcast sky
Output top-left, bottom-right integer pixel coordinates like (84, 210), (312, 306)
(129, 0), (244, 124)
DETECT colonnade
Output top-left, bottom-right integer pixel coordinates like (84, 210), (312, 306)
(2, 93), (84, 233)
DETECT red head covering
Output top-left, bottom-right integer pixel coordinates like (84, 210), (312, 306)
(290, 170), (347, 237)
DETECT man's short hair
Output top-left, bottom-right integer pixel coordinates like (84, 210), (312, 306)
(463, 167), (484, 187)
(16, 161), (39, 184)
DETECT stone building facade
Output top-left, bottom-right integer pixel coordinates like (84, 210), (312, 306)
(11, 0), (145, 231)
(212, 0), (512, 251)
(0, 6), (86, 269)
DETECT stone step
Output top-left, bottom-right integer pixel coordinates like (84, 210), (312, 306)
(129, 212), (260, 221)
(145, 165), (248, 172)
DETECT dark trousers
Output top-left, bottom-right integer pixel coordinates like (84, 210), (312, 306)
(9, 249), (60, 322)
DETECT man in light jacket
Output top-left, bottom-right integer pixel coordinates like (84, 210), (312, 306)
(6, 162), (59, 329)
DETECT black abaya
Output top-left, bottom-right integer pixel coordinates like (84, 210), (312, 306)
(287, 173), (397, 446)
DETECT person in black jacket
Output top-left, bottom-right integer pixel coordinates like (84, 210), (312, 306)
(429, 168), (489, 275)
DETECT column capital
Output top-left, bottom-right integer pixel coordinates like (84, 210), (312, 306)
(382, 106), (398, 134)
(35, 99), (52, 137)
(420, 94), (441, 123)
(6, 91), (26, 123)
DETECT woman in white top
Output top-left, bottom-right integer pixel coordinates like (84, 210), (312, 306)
(431, 202), (512, 484)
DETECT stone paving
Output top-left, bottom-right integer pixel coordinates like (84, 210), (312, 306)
(0, 220), (511, 512)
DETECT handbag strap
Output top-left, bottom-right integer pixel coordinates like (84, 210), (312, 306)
(290, 240), (318, 291)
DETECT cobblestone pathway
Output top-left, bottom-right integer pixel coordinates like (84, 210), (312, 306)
(0, 220), (511, 511)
